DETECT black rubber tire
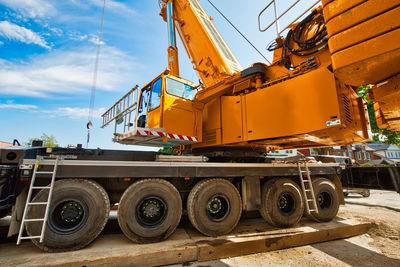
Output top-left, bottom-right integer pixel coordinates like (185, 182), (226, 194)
(259, 178), (277, 226)
(26, 179), (110, 252)
(260, 178), (304, 228)
(117, 179), (182, 243)
(312, 178), (340, 222)
(187, 179), (242, 237)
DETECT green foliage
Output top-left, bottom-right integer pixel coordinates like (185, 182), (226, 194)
(360, 163), (373, 167)
(158, 147), (177, 155)
(357, 85), (400, 145)
(26, 133), (58, 147)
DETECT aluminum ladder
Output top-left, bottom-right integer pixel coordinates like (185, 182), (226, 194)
(297, 161), (319, 216)
(17, 156), (59, 244)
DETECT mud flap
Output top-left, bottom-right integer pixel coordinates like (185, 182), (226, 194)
(8, 187), (27, 237)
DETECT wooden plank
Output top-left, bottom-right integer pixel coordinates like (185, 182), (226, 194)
(196, 219), (371, 261)
(0, 218), (371, 266)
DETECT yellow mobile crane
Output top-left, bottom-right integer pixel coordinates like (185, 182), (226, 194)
(5, 0), (400, 253)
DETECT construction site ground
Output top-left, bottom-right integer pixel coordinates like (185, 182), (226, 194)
(0, 190), (399, 267)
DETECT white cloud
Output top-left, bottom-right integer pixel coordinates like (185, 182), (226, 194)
(71, 0), (136, 16)
(89, 34), (105, 45)
(0, 40), (3, 46)
(41, 107), (106, 119)
(0, 0), (56, 18)
(0, 45), (139, 97)
(0, 103), (38, 110)
(0, 21), (50, 49)
(0, 99), (104, 119)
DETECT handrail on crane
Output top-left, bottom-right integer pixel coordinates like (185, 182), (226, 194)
(258, 0), (321, 37)
(101, 85), (139, 134)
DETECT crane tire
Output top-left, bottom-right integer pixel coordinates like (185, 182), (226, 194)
(187, 179), (242, 237)
(260, 178), (304, 228)
(259, 178), (277, 226)
(118, 179), (182, 243)
(26, 179), (110, 252)
(311, 178), (340, 222)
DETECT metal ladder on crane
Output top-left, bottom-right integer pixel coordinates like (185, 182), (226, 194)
(297, 161), (319, 216)
(17, 156), (60, 244)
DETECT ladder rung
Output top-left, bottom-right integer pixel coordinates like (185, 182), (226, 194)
(27, 202), (48, 205)
(308, 209), (316, 212)
(307, 199), (315, 202)
(24, 218), (45, 222)
(20, 236), (41, 240)
(305, 189), (312, 192)
(35, 171), (54, 174)
(303, 180), (310, 182)
(31, 186), (51, 189)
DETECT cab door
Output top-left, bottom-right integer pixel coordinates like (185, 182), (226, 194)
(146, 77), (163, 129)
(162, 76), (199, 137)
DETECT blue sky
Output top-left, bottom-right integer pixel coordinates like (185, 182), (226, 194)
(0, 0), (318, 149)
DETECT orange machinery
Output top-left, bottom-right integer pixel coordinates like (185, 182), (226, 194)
(102, 0), (399, 157)
(322, 0), (400, 131)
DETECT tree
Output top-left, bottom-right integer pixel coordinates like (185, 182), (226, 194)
(26, 133), (58, 147)
(357, 85), (400, 145)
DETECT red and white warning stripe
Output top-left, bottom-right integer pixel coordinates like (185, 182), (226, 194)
(116, 128), (198, 143)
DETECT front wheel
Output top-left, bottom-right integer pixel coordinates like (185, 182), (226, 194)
(117, 179), (182, 243)
(26, 179), (110, 252)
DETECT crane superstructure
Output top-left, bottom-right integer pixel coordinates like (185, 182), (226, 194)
(102, 0), (399, 160)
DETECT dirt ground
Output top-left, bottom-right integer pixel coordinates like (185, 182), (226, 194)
(0, 190), (398, 266)
(168, 190), (400, 267)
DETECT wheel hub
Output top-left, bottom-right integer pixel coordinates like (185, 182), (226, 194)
(207, 198), (222, 214)
(60, 202), (83, 223)
(136, 196), (167, 227)
(142, 200), (161, 218)
(318, 192), (332, 209)
(277, 193), (295, 215)
(206, 194), (230, 221)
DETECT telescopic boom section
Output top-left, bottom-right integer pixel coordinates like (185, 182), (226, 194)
(165, 0), (180, 76)
(161, 0), (242, 87)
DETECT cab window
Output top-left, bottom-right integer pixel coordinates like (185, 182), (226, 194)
(138, 85), (151, 115)
(149, 77), (162, 111)
(166, 77), (196, 101)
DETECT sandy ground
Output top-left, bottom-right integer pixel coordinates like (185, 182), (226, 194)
(168, 190), (400, 267)
(0, 190), (398, 266)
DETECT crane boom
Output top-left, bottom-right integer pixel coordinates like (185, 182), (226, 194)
(161, 0), (242, 87)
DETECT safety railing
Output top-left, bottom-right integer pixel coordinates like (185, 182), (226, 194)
(101, 85), (139, 134)
(258, 0), (321, 37)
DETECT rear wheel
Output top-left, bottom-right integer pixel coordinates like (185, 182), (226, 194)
(311, 178), (340, 222)
(117, 179), (182, 243)
(26, 179), (110, 252)
(260, 178), (304, 228)
(187, 179), (242, 236)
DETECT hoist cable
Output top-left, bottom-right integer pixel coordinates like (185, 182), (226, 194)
(207, 0), (271, 64)
(88, 0), (106, 122)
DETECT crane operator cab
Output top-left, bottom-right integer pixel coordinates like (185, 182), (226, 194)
(101, 72), (202, 147)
